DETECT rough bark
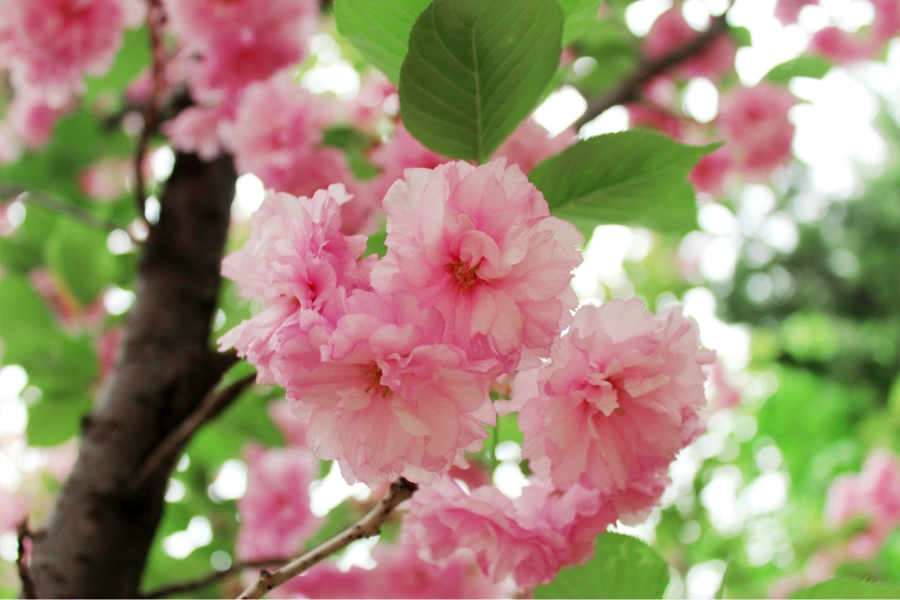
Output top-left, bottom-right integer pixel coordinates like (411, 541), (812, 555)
(29, 152), (237, 598)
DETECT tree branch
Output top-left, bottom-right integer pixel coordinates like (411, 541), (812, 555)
(238, 478), (419, 600)
(134, 0), (167, 218)
(1, 183), (125, 234)
(17, 520), (36, 600)
(29, 152), (237, 598)
(128, 369), (254, 494)
(142, 558), (291, 598)
(574, 10), (732, 130)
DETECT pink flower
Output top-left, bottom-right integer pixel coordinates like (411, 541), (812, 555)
(271, 289), (496, 486)
(402, 476), (615, 588)
(810, 0), (899, 62)
(689, 146), (732, 196)
(219, 184), (373, 384)
(372, 160), (584, 372)
(280, 542), (508, 598)
(825, 449), (900, 560)
(718, 83), (797, 181)
(644, 7), (736, 82)
(627, 104), (686, 141)
(492, 119), (574, 174)
(0, 122), (22, 165)
(5, 92), (71, 149)
(235, 443), (322, 561)
(774, 0), (818, 25)
(163, 0), (318, 100)
(164, 102), (236, 161)
(231, 73), (356, 198)
(269, 400), (309, 448)
(0, 0), (143, 106)
(78, 157), (133, 201)
(517, 299), (714, 522)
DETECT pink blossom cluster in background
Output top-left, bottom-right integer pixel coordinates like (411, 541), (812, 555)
(219, 158), (714, 588)
(805, 0), (900, 63)
(826, 448), (900, 560)
(643, 6), (736, 82)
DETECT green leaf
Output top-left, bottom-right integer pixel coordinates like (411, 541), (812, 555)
(364, 230), (388, 257)
(558, 0), (603, 45)
(44, 220), (120, 306)
(789, 578), (900, 599)
(26, 393), (93, 446)
(529, 131), (716, 234)
(534, 532), (670, 599)
(399, 0), (564, 162)
(730, 25), (752, 47)
(321, 125), (375, 153)
(84, 28), (151, 103)
(765, 55), (831, 84)
(334, 0), (434, 85)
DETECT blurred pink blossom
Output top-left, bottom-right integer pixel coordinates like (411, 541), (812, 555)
(492, 119), (574, 174)
(0, 0), (143, 106)
(774, 0), (818, 24)
(5, 92), (71, 149)
(825, 448), (900, 560)
(517, 298), (714, 523)
(165, 102), (237, 161)
(235, 443), (322, 562)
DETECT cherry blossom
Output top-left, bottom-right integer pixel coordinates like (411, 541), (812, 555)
(219, 184), (373, 384)
(271, 289), (496, 486)
(492, 119), (574, 174)
(279, 542), (508, 598)
(372, 160), (583, 372)
(163, 0), (318, 100)
(164, 103), (236, 161)
(717, 83), (797, 182)
(517, 299), (714, 522)
(0, 0), (143, 107)
(5, 92), (71, 149)
(825, 448), (900, 560)
(402, 476), (615, 588)
(235, 443), (322, 561)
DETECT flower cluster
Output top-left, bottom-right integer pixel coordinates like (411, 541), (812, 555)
(221, 157), (714, 587)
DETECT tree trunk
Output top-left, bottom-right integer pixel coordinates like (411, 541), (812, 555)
(30, 153), (237, 598)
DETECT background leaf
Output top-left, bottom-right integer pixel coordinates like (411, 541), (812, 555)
(789, 577), (900, 599)
(765, 55), (832, 84)
(529, 130), (716, 234)
(534, 532), (671, 599)
(334, 0), (434, 85)
(399, 0), (563, 162)
(558, 0), (604, 45)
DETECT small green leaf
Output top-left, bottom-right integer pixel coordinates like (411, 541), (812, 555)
(364, 230), (388, 257)
(529, 130), (716, 234)
(27, 393), (93, 447)
(84, 28), (151, 102)
(44, 220), (120, 306)
(321, 125), (375, 153)
(765, 55), (831, 84)
(730, 25), (752, 47)
(399, 0), (564, 162)
(334, 0), (435, 85)
(535, 532), (670, 599)
(558, 0), (603, 45)
(789, 577), (900, 599)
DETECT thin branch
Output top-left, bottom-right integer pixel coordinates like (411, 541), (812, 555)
(17, 520), (36, 600)
(238, 477), (419, 600)
(1, 183), (125, 234)
(134, 0), (167, 219)
(142, 558), (292, 598)
(128, 368), (253, 493)
(574, 9), (732, 130)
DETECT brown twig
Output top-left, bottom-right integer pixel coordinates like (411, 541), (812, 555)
(142, 557), (292, 598)
(134, 0), (167, 219)
(574, 9), (732, 130)
(238, 478), (419, 599)
(1, 183), (128, 234)
(128, 369), (254, 494)
(17, 520), (36, 600)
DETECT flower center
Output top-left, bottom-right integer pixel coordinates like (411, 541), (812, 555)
(364, 365), (389, 398)
(447, 259), (478, 290)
